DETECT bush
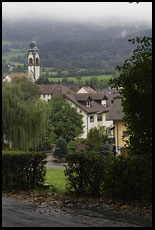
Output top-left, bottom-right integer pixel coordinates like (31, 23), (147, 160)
(2, 151), (47, 190)
(65, 151), (105, 196)
(65, 151), (152, 201)
(104, 155), (152, 200)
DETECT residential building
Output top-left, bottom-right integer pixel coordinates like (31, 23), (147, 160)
(77, 86), (97, 94)
(107, 98), (129, 154)
(39, 84), (113, 139)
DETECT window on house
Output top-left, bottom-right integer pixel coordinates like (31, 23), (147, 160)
(97, 114), (102, 121)
(101, 100), (106, 107)
(90, 116), (94, 122)
(86, 100), (91, 107)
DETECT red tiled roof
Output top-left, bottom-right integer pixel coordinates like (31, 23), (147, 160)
(8, 73), (29, 80)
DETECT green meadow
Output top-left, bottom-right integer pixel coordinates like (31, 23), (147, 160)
(48, 75), (113, 83)
(3, 48), (25, 66)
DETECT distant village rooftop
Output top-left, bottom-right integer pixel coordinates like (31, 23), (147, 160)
(77, 86), (97, 94)
(39, 84), (112, 114)
(3, 73), (29, 82)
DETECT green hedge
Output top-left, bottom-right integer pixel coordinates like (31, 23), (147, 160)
(103, 155), (152, 200)
(65, 151), (105, 196)
(65, 151), (152, 201)
(2, 151), (47, 190)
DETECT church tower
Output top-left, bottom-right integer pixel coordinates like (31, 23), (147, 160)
(27, 40), (40, 81)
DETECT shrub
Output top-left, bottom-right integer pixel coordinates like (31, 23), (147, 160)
(2, 151), (47, 190)
(65, 151), (105, 196)
(103, 155), (152, 200)
(65, 151), (152, 201)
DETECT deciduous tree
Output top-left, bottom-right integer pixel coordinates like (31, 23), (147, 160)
(110, 36), (152, 157)
(2, 81), (50, 150)
(49, 95), (84, 143)
(85, 127), (109, 153)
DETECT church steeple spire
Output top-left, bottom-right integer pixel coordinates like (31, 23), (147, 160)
(27, 40), (40, 82)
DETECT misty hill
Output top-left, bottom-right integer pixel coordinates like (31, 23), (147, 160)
(2, 19), (152, 70)
(2, 19), (151, 43)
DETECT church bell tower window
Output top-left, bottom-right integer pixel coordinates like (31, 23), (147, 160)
(36, 57), (39, 65)
(29, 58), (33, 65)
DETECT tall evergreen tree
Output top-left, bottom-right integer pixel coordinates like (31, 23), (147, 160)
(53, 137), (68, 159)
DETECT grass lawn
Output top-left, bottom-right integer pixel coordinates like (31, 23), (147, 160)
(45, 168), (67, 194)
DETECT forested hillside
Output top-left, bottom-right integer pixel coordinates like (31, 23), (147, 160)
(39, 36), (135, 69)
(2, 19), (152, 71)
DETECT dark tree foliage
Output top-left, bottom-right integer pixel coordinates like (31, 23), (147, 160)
(2, 81), (50, 150)
(85, 127), (109, 154)
(53, 137), (68, 159)
(49, 95), (84, 143)
(111, 37), (152, 158)
(12, 76), (41, 101)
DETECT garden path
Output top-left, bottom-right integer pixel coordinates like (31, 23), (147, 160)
(45, 152), (67, 169)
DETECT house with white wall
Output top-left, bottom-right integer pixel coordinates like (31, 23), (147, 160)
(39, 84), (113, 139)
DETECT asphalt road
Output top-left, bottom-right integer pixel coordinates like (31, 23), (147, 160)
(2, 196), (151, 227)
(2, 196), (89, 227)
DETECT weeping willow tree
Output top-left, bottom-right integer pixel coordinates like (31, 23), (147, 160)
(2, 81), (50, 150)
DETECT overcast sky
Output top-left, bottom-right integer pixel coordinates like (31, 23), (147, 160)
(2, 2), (152, 27)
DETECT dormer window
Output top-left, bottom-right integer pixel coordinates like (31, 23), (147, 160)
(86, 100), (91, 107)
(101, 100), (106, 107)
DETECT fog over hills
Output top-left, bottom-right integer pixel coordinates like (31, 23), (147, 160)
(2, 0), (152, 71)
(2, 17), (152, 71)
(3, 2), (152, 43)
(2, 18), (152, 44)
(2, 2), (152, 25)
